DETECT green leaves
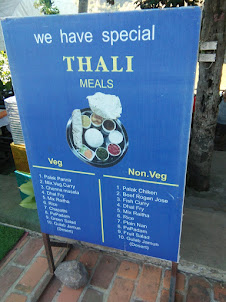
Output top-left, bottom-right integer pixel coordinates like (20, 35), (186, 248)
(19, 180), (37, 210)
(0, 51), (12, 86)
(20, 195), (37, 209)
(135, 0), (202, 9)
(34, 0), (59, 15)
(19, 180), (34, 196)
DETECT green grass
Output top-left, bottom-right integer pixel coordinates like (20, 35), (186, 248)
(0, 225), (24, 260)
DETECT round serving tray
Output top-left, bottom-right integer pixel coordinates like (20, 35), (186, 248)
(66, 108), (129, 168)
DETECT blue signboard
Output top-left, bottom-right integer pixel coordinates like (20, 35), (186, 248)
(2, 8), (201, 262)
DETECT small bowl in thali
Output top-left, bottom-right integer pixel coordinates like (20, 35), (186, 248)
(82, 114), (91, 129)
(91, 113), (104, 128)
(96, 147), (109, 162)
(107, 143), (121, 157)
(84, 128), (104, 149)
(102, 119), (116, 135)
(108, 130), (123, 145)
(79, 144), (95, 161)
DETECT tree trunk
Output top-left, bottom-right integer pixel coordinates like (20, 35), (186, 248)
(78, 0), (88, 13)
(107, 0), (115, 5)
(187, 0), (226, 191)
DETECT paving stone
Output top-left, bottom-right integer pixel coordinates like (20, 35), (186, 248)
(108, 277), (134, 302)
(54, 247), (70, 265)
(57, 285), (83, 302)
(163, 269), (186, 292)
(65, 248), (81, 261)
(1, 235), (225, 302)
(188, 276), (210, 288)
(135, 264), (162, 302)
(91, 255), (119, 289)
(82, 288), (103, 302)
(186, 276), (211, 302)
(4, 293), (27, 302)
(41, 246), (63, 258)
(175, 292), (184, 302)
(33, 274), (53, 302)
(214, 282), (226, 302)
(15, 257), (48, 293)
(79, 250), (99, 272)
(33, 247), (68, 301)
(38, 276), (61, 302)
(160, 289), (169, 302)
(14, 237), (43, 266)
(117, 260), (139, 280)
(160, 289), (184, 302)
(0, 266), (24, 300)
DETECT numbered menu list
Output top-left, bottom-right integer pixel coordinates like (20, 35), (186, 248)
(111, 183), (170, 252)
(38, 172), (82, 235)
(35, 168), (178, 259)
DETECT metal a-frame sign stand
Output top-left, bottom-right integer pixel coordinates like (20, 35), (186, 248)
(42, 232), (178, 302)
(169, 262), (178, 302)
(42, 233), (72, 274)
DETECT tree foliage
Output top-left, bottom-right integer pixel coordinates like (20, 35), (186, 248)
(0, 51), (12, 92)
(34, 0), (59, 15)
(0, 51), (11, 85)
(135, 0), (203, 9)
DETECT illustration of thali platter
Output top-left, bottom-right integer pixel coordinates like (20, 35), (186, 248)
(66, 92), (129, 168)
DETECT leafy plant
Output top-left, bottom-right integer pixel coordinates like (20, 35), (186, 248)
(135, 0), (203, 9)
(19, 180), (37, 209)
(0, 51), (12, 91)
(34, 0), (59, 15)
(89, 0), (136, 13)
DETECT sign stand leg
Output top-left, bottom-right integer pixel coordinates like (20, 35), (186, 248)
(42, 233), (73, 274)
(42, 233), (55, 274)
(169, 261), (178, 302)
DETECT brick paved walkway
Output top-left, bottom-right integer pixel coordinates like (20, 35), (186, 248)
(0, 234), (225, 302)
